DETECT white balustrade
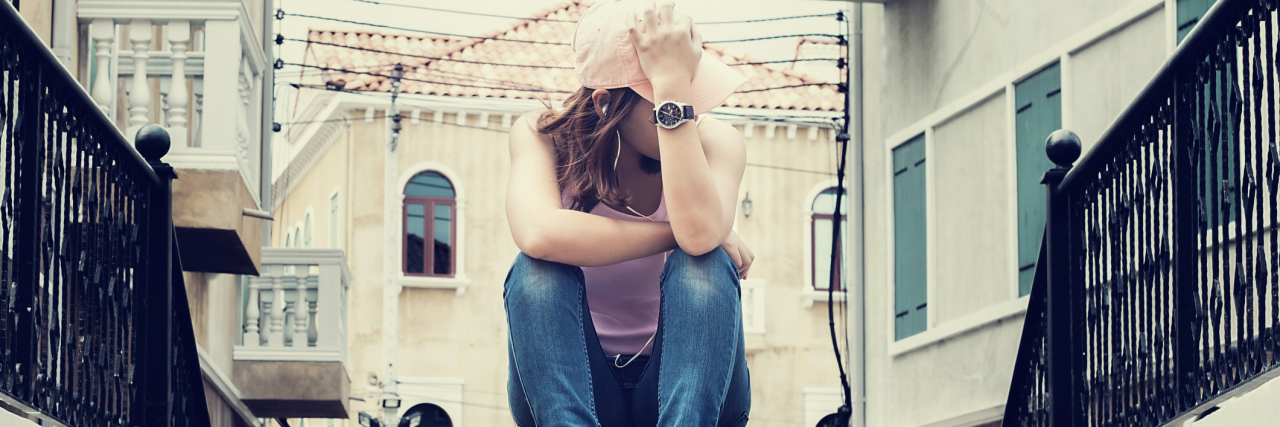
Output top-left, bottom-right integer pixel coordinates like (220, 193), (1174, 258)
(166, 20), (190, 147)
(236, 249), (351, 367)
(126, 19), (152, 140)
(89, 19), (114, 116)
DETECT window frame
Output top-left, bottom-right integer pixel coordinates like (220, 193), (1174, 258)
(810, 209), (848, 292)
(401, 171), (458, 278)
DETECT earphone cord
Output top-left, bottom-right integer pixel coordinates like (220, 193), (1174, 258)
(611, 128), (659, 368)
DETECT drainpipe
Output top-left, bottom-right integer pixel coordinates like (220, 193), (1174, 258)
(847, 2), (866, 427)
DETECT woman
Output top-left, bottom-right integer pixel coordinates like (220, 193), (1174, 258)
(504, 0), (754, 425)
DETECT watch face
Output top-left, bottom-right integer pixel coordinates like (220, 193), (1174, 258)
(657, 102), (684, 127)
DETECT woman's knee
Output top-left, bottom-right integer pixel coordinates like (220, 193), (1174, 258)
(662, 247), (740, 303)
(504, 253), (584, 307)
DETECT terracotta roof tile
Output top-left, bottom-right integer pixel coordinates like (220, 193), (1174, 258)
(304, 0), (842, 111)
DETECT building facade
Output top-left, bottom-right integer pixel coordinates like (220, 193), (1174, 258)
(860, 0), (1211, 426)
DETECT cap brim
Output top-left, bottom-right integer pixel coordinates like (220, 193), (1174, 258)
(630, 54), (748, 115)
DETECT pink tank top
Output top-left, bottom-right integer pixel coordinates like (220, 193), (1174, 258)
(564, 195), (667, 357)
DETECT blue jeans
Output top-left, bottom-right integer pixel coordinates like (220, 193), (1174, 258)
(504, 248), (751, 427)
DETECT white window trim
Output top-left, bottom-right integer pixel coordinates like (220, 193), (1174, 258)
(884, 129), (936, 344)
(801, 179), (850, 308)
(394, 162), (470, 296)
(888, 295), (1028, 358)
(303, 206), (315, 248)
(397, 376), (465, 427)
(740, 279), (766, 335)
(328, 187), (341, 249)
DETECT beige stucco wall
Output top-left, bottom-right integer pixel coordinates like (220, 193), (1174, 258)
(865, 1), (1170, 426)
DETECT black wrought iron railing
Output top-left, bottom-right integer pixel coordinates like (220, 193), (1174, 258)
(0, 1), (209, 426)
(1005, 0), (1280, 425)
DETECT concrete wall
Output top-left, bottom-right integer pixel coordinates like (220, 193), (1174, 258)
(865, 0), (1170, 426)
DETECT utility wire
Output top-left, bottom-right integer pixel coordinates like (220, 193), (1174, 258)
(351, 0), (837, 26)
(290, 63), (832, 96)
(284, 12), (837, 46)
(735, 83), (833, 93)
(283, 12), (571, 45)
(285, 62), (574, 93)
(351, 0), (577, 23)
(292, 37), (839, 68)
(288, 38), (574, 69)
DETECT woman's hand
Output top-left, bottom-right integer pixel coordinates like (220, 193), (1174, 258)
(628, 1), (702, 87)
(720, 230), (754, 280)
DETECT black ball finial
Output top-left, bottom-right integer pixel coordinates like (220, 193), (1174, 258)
(1045, 129), (1081, 169)
(136, 124), (171, 162)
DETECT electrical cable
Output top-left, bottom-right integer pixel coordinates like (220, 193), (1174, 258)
(284, 62), (574, 93)
(282, 12), (572, 45)
(291, 37), (841, 68)
(283, 11), (836, 46)
(351, 0), (837, 26)
(351, 0), (577, 23)
(286, 38), (574, 69)
(735, 83), (833, 93)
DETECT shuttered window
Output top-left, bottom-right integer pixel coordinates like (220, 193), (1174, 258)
(1176, 0), (1217, 43)
(1015, 63), (1062, 296)
(893, 134), (927, 341)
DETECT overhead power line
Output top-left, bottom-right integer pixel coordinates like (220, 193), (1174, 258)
(285, 62), (574, 93)
(288, 38), (574, 69)
(291, 37), (839, 69)
(284, 12), (837, 46)
(351, 0), (577, 23)
(735, 83), (833, 93)
(283, 12), (571, 45)
(350, 0), (839, 26)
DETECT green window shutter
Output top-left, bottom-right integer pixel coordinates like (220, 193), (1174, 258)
(1177, 0), (1217, 44)
(893, 134), (927, 341)
(1015, 63), (1062, 296)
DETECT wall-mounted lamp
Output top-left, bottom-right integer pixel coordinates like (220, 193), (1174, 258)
(741, 192), (753, 218)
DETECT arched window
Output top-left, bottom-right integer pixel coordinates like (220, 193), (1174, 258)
(811, 187), (847, 291)
(404, 171), (456, 277)
(293, 225), (302, 248)
(304, 211), (314, 247)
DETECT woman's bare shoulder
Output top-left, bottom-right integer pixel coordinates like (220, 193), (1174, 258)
(509, 110), (556, 150)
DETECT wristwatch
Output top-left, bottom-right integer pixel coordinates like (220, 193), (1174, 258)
(651, 99), (695, 129)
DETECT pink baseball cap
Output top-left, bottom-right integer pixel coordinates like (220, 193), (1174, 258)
(573, 0), (748, 115)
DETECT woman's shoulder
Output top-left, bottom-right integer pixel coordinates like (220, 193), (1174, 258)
(510, 110), (556, 146)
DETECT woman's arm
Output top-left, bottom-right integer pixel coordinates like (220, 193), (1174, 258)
(631, 2), (746, 255)
(506, 113), (678, 267)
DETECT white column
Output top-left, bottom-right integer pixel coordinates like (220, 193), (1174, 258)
(269, 272), (285, 346)
(166, 20), (191, 147)
(244, 274), (262, 347)
(127, 19), (153, 140)
(293, 266), (310, 349)
(90, 19), (116, 116)
(200, 20), (242, 150)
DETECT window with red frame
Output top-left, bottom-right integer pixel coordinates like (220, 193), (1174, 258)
(403, 171), (456, 277)
(812, 187), (848, 291)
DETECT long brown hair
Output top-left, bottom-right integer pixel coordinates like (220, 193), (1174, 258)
(537, 87), (659, 212)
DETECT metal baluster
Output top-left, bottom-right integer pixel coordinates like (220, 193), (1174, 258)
(1267, 0), (1279, 365)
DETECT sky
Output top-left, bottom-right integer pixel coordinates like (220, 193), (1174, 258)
(271, 0), (850, 94)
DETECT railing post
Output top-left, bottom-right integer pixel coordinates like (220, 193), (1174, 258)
(1171, 72), (1198, 410)
(1042, 129), (1082, 425)
(135, 124), (177, 426)
(11, 48), (43, 404)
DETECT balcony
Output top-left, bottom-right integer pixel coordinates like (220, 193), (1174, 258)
(77, 0), (269, 274)
(233, 248), (352, 419)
